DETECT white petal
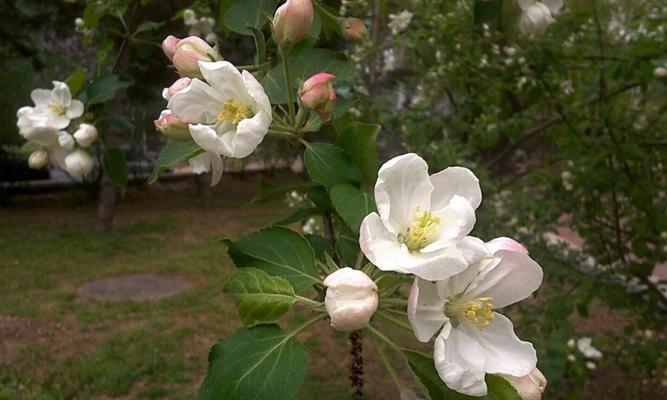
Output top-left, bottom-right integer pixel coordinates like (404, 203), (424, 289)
(374, 153), (434, 234)
(198, 61), (247, 101)
(225, 111), (270, 158)
(486, 237), (529, 255)
(408, 277), (447, 342)
(323, 267), (378, 290)
(209, 151), (224, 186)
(189, 151), (212, 174)
(242, 70), (272, 117)
(51, 81), (72, 106)
(31, 89), (52, 107)
(423, 195), (476, 251)
(430, 166), (482, 211)
(465, 250), (543, 308)
(437, 237), (491, 298)
(66, 100), (84, 119)
(434, 322), (488, 396)
(543, 0), (563, 12)
(462, 313), (537, 377)
(517, 0), (534, 11)
(168, 79), (222, 124)
(189, 123), (234, 155)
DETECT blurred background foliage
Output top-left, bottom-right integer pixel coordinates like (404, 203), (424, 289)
(1, 0), (666, 398)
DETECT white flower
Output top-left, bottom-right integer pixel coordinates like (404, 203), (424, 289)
(518, 0), (563, 35)
(183, 9), (197, 26)
(64, 149), (94, 177)
(17, 107), (61, 147)
(388, 10), (413, 35)
(188, 150), (224, 186)
(359, 153), (481, 281)
(654, 67), (667, 78)
(407, 237), (543, 396)
(567, 354), (576, 362)
(58, 132), (75, 150)
(585, 361), (596, 370)
(567, 338), (575, 348)
(576, 337), (602, 359)
(28, 150), (49, 169)
(73, 123), (98, 147)
(21, 81), (84, 130)
(168, 61), (272, 159)
(500, 368), (547, 400)
(324, 267), (379, 331)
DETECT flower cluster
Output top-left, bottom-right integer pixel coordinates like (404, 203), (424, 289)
(356, 154), (544, 396)
(156, 36), (272, 186)
(16, 81), (97, 177)
(183, 9), (217, 45)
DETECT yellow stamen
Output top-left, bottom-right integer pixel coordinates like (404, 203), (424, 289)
(446, 296), (495, 329)
(217, 100), (252, 125)
(398, 208), (440, 252)
(48, 102), (65, 116)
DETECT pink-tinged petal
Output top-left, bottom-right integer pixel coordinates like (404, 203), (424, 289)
(465, 250), (543, 308)
(302, 72), (336, 92)
(462, 313), (537, 377)
(486, 237), (529, 255)
(162, 35), (181, 61)
(408, 277), (447, 342)
(374, 153), (434, 234)
(430, 166), (482, 211)
(434, 322), (488, 396)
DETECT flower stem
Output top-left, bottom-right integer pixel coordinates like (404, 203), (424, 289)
(349, 331), (364, 398)
(365, 324), (402, 352)
(280, 46), (296, 124)
(375, 310), (413, 332)
(295, 295), (322, 307)
(288, 313), (327, 339)
(371, 334), (406, 393)
(380, 298), (409, 307)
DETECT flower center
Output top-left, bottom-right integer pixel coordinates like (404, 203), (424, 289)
(445, 296), (495, 329)
(48, 101), (66, 116)
(398, 208), (440, 252)
(218, 100), (252, 125)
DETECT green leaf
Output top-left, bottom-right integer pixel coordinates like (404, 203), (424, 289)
(329, 184), (376, 233)
(64, 68), (88, 96)
(226, 226), (319, 292)
(473, 0), (503, 29)
(375, 272), (405, 297)
(198, 325), (308, 400)
(223, 268), (296, 327)
(148, 141), (203, 184)
(251, 177), (317, 204)
(223, 0), (278, 36)
(303, 143), (361, 189)
(305, 234), (334, 261)
(261, 48), (355, 104)
(275, 207), (321, 225)
(134, 20), (164, 35)
(335, 224), (360, 267)
(250, 27), (267, 65)
(335, 121), (381, 186)
(403, 350), (522, 400)
(103, 148), (128, 188)
(85, 75), (131, 107)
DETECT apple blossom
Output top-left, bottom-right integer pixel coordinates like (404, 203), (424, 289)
(168, 61), (272, 160)
(500, 368), (547, 400)
(518, 0), (563, 35)
(162, 36), (219, 78)
(408, 237), (543, 396)
(188, 150), (224, 187)
(272, 0), (314, 47)
(73, 123), (98, 147)
(17, 81), (83, 135)
(299, 73), (337, 121)
(64, 149), (94, 177)
(576, 337), (602, 359)
(324, 267), (379, 331)
(359, 153), (482, 281)
(162, 77), (192, 101)
(341, 17), (368, 43)
(654, 67), (667, 78)
(154, 110), (191, 141)
(28, 150), (49, 169)
(17, 107), (61, 147)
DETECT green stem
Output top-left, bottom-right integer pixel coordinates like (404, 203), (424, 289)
(289, 313), (327, 338)
(280, 46), (296, 123)
(295, 295), (322, 307)
(365, 324), (402, 352)
(381, 298), (408, 306)
(371, 334), (406, 392)
(376, 310), (413, 332)
(314, 1), (340, 22)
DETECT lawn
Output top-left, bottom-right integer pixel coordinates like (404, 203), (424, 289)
(0, 175), (409, 400)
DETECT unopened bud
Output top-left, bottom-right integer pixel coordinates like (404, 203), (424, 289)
(500, 369), (547, 400)
(161, 35), (181, 61)
(654, 67), (667, 78)
(324, 267), (378, 331)
(64, 149), (94, 177)
(28, 150), (49, 169)
(341, 17), (368, 43)
(73, 123), (98, 148)
(272, 0), (314, 47)
(162, 77), (192, 101)
(171, 36), (218, 78)
(299, 73), (336, 121)
(154, 110), (191, 141)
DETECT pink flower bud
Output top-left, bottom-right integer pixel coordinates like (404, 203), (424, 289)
(299, 72), (336, 121)
(154, 110), (191, 141)
(171, 36), (218, 78)
(341, 17), (368, 43)
(163, 77), (192, 100)
(272, 0), (314, 47)
(500, 369), (547, 400)
(161, 35), (181, 61)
